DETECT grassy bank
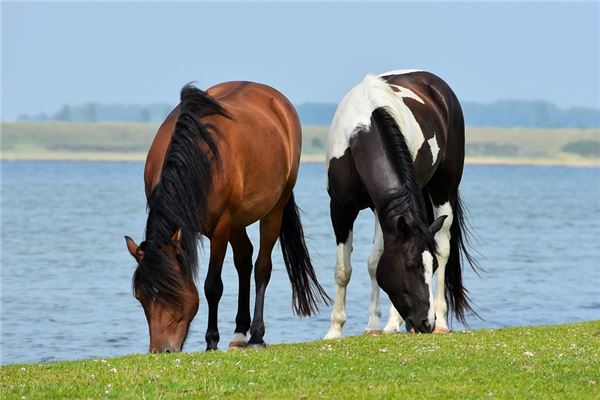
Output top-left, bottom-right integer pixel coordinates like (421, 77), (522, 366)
(1, 321), (598, 399)
(1, 121), (599, 166)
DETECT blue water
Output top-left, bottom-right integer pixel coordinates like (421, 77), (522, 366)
(1, 162), (599, 364)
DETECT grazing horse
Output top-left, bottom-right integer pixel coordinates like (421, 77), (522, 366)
(324, 70), (476, 337)
(125, 82), (330, 352)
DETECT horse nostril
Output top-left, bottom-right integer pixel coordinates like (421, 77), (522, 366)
(422, 320), (433, 333)
(165, 348), (171, 353)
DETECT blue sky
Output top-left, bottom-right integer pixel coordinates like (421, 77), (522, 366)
(2, 1), (599, 119)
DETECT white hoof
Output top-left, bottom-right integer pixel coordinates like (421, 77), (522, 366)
(228, 332), (247, 348)
(324, 330), (342, 340)
(433, 325), (450, 334)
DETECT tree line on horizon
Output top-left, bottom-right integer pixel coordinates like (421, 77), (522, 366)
(17, 99), (600, 128)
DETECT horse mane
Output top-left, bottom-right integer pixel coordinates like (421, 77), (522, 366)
(372, 107), (436, 253)
(133, 84), (231, 308)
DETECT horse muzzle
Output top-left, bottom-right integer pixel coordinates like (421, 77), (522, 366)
(150, 343), (181, 353)
(406, 318), (434, 334)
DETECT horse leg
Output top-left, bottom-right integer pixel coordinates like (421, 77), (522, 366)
(364, 213), (383, 334)
(247, 208), (284, 348)
(432, 199), (453, 333)
(324, 199), (359, 339)
(426, 185), (455, 333)
(228, 228), (253, 348)
(204, 224), (231, 351)
(383, 304), (404, 333)
(378, 199), (405, 334)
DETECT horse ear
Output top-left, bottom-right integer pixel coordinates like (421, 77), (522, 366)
(171, 228), (182, 243)
(429, 215), (448, 235)
(125, 236), (143, 262)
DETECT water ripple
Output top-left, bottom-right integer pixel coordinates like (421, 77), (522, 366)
(1, 162), (599, 364)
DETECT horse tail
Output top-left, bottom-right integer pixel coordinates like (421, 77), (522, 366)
(279, 192), (332, 316)
(446, 191), (480, 325)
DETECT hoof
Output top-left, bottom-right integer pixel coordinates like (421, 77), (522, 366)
(246, 342), (267, 350)
(324, 330), (342, 340)
(433, 326), (450, 334)
(364, 329), (383, 336)
(228, 341), (248, 350)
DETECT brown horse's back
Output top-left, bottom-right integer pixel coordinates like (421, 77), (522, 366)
(144, 81), (302, 236)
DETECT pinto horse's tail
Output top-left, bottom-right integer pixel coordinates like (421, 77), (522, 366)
(446, 191), (480, 325)
(279, 192), (332, 316)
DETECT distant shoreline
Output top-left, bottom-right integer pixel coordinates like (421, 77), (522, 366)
(1, 152), (598, 168)
(2, 121), (599, 167)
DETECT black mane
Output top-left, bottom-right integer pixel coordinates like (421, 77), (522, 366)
(372, 107), (436, 253)
(133, 84), (231, 308)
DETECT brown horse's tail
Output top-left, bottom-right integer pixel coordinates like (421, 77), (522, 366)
(279, 192), (332, 316)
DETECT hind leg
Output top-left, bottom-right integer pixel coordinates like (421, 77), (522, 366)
(427, 182), (456, 333)
(248, 207), (285, 348)
(324, 199), (359, 339)
(364, 212), (383, 334)
(432, 200), (453, 333)
(228, 228), (253, 348)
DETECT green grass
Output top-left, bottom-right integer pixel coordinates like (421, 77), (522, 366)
(1, 321), (599, 399)
(1, 121), (599, 165)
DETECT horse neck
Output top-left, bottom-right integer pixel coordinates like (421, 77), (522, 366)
(363, 107), (428, 234)
(144, 171), (204, 279)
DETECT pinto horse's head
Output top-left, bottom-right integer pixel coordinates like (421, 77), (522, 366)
(377, 214), (447, 333)
(125, 229), (199, 353)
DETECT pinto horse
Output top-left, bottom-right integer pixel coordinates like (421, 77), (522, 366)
(324, 70), (476, 337)
(125, 82), (330, 352)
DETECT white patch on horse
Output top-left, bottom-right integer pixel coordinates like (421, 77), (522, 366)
(433, 202), (453, 331)
(365, 213), (384, 332)
(229, 332), (247, 345)
(389, 85), (425, 104)
(428, 136), (440, 165)
(324, 231), (353, 339)
(422, 250), (435, 329)
(327, 82), (373, 163)
(327, 73), (427, 164)
(383, 304), (404, 333)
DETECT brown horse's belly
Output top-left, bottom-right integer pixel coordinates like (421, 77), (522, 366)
(214, 135), (291, 229)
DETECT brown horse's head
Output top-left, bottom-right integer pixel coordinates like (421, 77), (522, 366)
(125, 229), (199, 353)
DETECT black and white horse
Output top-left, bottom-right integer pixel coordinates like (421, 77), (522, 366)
(324, 70), (476, 336)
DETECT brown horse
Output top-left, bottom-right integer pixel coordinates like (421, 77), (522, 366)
(125, 82), (330, 352)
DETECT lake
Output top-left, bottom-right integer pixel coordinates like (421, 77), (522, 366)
(1, 161), (599, 364)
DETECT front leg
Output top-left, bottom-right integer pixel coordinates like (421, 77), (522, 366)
(383, 304), (404, 333)
(324, 230), (354, 339)
(365, 214), (383, 334)
(324, 200), (359, 339)
(204, 221), (231, 351)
